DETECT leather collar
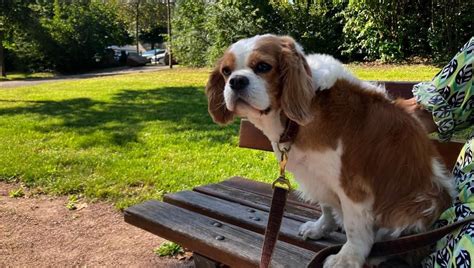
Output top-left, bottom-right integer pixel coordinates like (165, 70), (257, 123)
(279, 117), (299, 143)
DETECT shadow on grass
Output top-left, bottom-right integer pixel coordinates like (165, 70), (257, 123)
(0, 86), (239, 146)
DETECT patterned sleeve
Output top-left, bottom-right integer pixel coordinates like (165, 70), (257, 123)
(412, 37), (474, 142)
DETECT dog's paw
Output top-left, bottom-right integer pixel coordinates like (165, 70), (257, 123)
(298, 220), (326, 240)
(323, 253), (363, 268)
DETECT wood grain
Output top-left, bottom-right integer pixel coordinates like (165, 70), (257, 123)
(164, 190), (345, 251)
(220, 177), (321, 211)
(193, 183), (320, 223)
(124, 201), (315, 268)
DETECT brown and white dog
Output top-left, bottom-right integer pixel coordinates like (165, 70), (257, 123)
(205, 34), (455, 267)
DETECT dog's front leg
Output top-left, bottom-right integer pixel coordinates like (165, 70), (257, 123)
(299, 204), (337, 240)
(324, 196), (374, 268)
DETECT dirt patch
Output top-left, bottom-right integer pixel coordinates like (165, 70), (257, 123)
(0, 182), (191, 267)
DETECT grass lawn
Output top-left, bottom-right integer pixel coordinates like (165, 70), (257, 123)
(0, 64), (441, 209)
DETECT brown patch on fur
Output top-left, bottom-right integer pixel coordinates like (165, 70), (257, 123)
(246, 38), (283, 111)
(295, 79), (452, 229)
(340, 173), (372, 203)
(278, 37), (314, 125)
(220, 52), (236, 74)
(246, 35), (314, 125)
(205, 53), (235, 125)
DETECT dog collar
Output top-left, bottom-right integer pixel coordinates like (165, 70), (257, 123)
(279, 118), (299, 143)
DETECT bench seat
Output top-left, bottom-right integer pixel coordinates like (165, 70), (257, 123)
(125, 177), (345, 267)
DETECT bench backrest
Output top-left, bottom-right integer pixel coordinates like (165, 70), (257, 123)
(238, 81), (464, 170)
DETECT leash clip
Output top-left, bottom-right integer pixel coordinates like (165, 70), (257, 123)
(272, 176), (291, 191)
(272, 144), (291, 190)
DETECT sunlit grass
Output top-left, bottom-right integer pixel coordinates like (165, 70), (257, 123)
(347, 63), (439, 81)
(0, 65), (440, 209)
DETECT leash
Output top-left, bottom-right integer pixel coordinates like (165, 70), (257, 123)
(307, 215), (474, 267)
(260, 146), (291, 268)
(260, 115), (300, 268)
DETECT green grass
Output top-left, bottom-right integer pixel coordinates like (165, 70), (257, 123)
(8, 187), (25, 198)
(347, 63), (439, 81)
(154, 242), (183, 257)
(0, 65), (441, 209)
(0, 72), (55, 81)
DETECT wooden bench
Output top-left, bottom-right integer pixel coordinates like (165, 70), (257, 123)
(124, 81), (464, 267)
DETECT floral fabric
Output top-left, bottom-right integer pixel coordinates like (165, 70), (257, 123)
(413, 37), (474, 268)
(413, 37), (473, 142)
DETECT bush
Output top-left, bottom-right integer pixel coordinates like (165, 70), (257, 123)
(204, 0), (268, 66)
(341, 2), (404, 62)
(42, 1), (130, 73)
(428, 0), (473, 63)
(172, 0), (269, 67)
(3, 1), (130, 74)
(275, 1), (346, 57)
(172, 0), (470, 65)
(171, 0), (209, 67)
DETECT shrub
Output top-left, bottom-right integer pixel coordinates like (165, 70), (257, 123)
(171, 0), (209, 67)
(428, 0), (473, 63)
(341, 2), (403, 62)
(41, 1), (130, 73)
(204, 0), (268, 66)
(275, 1), (346, 57)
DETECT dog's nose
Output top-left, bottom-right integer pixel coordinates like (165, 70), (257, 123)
(229, 75), (249, 92)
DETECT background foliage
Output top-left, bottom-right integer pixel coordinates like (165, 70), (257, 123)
(44, 1), (131, 73)
(1, 0), (473, 73)
(1, 0), (131, 73)
(172, 0), (473, 67)
(117, 0), (168, 49)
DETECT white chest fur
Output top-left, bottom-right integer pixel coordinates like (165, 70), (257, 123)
(273, 141), (344, 210)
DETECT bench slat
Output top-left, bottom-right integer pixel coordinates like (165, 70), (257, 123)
(379, 81), (417, 99)
(124, 200), (315, 268)
(221, 176), (321, 212)
(164, 190), (345, 252)
(194, 183), (320, 223)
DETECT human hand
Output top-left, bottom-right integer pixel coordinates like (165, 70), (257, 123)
(394, 97), (438, 134)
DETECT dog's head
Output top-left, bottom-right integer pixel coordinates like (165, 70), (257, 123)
(205, 34), (314, 125)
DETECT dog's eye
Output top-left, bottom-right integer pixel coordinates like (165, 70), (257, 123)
(255, 62), (272, 74)
(222, 67), (231, 76)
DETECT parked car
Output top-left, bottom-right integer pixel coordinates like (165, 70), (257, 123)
(142, 49), (166, 64)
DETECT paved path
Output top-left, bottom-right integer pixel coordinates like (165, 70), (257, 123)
(0, 65), (169, 88)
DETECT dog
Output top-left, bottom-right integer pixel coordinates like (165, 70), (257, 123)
(205, 34), (455, 267)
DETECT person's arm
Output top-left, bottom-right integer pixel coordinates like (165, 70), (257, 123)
(395, 97), (438, 134)
(411, 37), (474, 141)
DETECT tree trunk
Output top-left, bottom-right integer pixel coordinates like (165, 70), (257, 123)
(136, 0), (140, 54)
(167, 0), (172, 69)
(0, 30), (5, 77)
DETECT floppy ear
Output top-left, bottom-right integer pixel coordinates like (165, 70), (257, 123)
(205, 64), (234, 125)
(279, 36), (314, 125)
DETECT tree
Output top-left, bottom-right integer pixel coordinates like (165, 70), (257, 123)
(39, 0), (131, 73)
(117, 0), (169, 51)
(172, 0), (208, 67)
(0, 2), (32, 76)
(204, 0), (269, 66)
(0, 1), (56, 75)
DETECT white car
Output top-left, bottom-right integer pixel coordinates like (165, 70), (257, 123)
(142, 49), (166, 64)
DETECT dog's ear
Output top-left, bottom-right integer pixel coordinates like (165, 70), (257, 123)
(205, 61), (234, 125)
(279, 36), (314, 125)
